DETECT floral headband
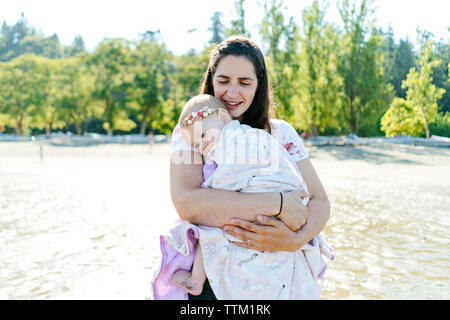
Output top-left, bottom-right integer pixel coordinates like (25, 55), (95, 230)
(180, 106), (218, 128)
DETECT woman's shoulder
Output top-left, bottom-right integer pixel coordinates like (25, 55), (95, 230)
(269, 118), (299, 137)
(269, 118), (309, 161)
(269, 118), (287, 127)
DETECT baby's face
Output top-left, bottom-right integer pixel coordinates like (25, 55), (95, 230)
(180, 113), (227, 156)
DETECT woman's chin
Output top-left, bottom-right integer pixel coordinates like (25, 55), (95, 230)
(228, 108), (244, 119)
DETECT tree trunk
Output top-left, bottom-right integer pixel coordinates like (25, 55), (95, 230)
(349, 94), (357, 133)
(310, 124), (319, 137)
(140, 120), (147, 135)
(75, 123), (82, 135)
(15, 121), (22, 136)
(422, 110), (430, 138)
(140, 107), (151, 135)
(15, 115), (23, 135)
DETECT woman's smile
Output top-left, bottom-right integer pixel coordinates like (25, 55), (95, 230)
(223, 100), (243, 109)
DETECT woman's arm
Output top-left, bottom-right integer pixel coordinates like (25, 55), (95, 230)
(292, 157), (330, 246)
(224, 157), (330, 252)
(170, 150), (284, 227)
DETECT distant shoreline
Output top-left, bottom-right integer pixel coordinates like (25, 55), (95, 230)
(1, 133), (448, 148)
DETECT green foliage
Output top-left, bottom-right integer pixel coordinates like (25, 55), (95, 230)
(377, 27), (416, 99)
(429, 112), (450, 137)
(173, 46), (212, 100)
(260, 0), (299, 120)
(225, 0), (250, 37)
(431, 38), (450, 113)
(392, 39), (416, 98)
(0, 14), (82, 62)
(54, 54), (99, 134)
(381, 98), (424, 136)
(402, 35), (445, 138)
(28, 57), (67, 133)
(87, 38), (135, 135)
(0, 54), (55, 134)
(64, 35), (86, 57)
(382, 35), (446, 138)
(337, 0), (394, 135)
(208, 12), (225, 44)
(150, 99), (179, 134)
(292, 0), (345, 136)
(129, 36), (170, 134)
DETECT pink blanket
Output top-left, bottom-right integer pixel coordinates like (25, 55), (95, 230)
(152, 222), (200, 300)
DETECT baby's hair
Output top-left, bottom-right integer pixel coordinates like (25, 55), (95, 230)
(178, 94), (228, 126)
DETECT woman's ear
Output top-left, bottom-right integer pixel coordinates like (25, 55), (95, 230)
(218, 109), (232, 123)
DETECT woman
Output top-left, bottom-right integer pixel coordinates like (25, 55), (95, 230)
(170, 36), (330, 300)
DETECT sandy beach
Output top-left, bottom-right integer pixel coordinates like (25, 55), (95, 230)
(1, 140), (449, 299)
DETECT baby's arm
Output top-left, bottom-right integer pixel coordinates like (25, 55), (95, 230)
(170, 245), (206, 296)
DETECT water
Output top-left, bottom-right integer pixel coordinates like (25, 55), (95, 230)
(315, 145), (450, 299)
(1, 142), (176, 299)
(1, 142), (449, 299)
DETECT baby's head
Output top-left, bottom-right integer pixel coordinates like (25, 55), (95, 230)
(178, 94), (232, 156)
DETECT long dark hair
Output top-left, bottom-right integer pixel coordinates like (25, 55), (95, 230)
(200, 36), (274, 133)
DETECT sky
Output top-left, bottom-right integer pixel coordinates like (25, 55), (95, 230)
(1, 0), (449, 55)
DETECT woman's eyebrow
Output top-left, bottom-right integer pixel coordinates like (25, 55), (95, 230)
(215, 74), (255, 81)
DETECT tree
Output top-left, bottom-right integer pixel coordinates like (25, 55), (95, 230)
(54, 54), (99, 135)
(260, 0), (298, 119)
(28, 57), (66, 134)
(159, 45), (212, 133)
(357, 32), (394, 136)
(129, 36), (170, 134)
(382, 34), (446, 138)
(403, 37), (445, 137)
(0, 54), (53, 135)
(226, 0), (250, 37)
(0, 14), (65, 61)
(337, 0), (393, 135)
(0, 13), (33, 61)
(293, 0), (344, 136)
(208, 12), (225, 44)
(380, 97), (423, 137)
(43, 34), (63, 59)
(87, 38), (136, 135)
(392, 38), (416, 98)
(431, 38), (450, 113)
(173, 46), (211, 100)
(379, 26), (396, 88)
(64, 34), (86, 57)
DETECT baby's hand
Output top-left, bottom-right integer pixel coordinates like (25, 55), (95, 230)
(276, 191), (308, 231)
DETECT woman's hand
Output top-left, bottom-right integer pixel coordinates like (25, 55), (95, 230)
(222, 190), (309, 252)
(277, 190), (309, 231)
(223, 214), (310, 252)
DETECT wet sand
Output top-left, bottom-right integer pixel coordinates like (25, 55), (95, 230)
(0, 141), (449, 299)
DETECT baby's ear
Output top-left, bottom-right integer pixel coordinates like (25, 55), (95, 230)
(218, 109), (232, 123)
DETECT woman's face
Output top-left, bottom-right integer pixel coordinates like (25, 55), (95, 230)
(212, 55), (258, 120)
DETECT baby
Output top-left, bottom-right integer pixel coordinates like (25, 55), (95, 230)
(171, 95), (308, 295)
(163, 94), (332, 300)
